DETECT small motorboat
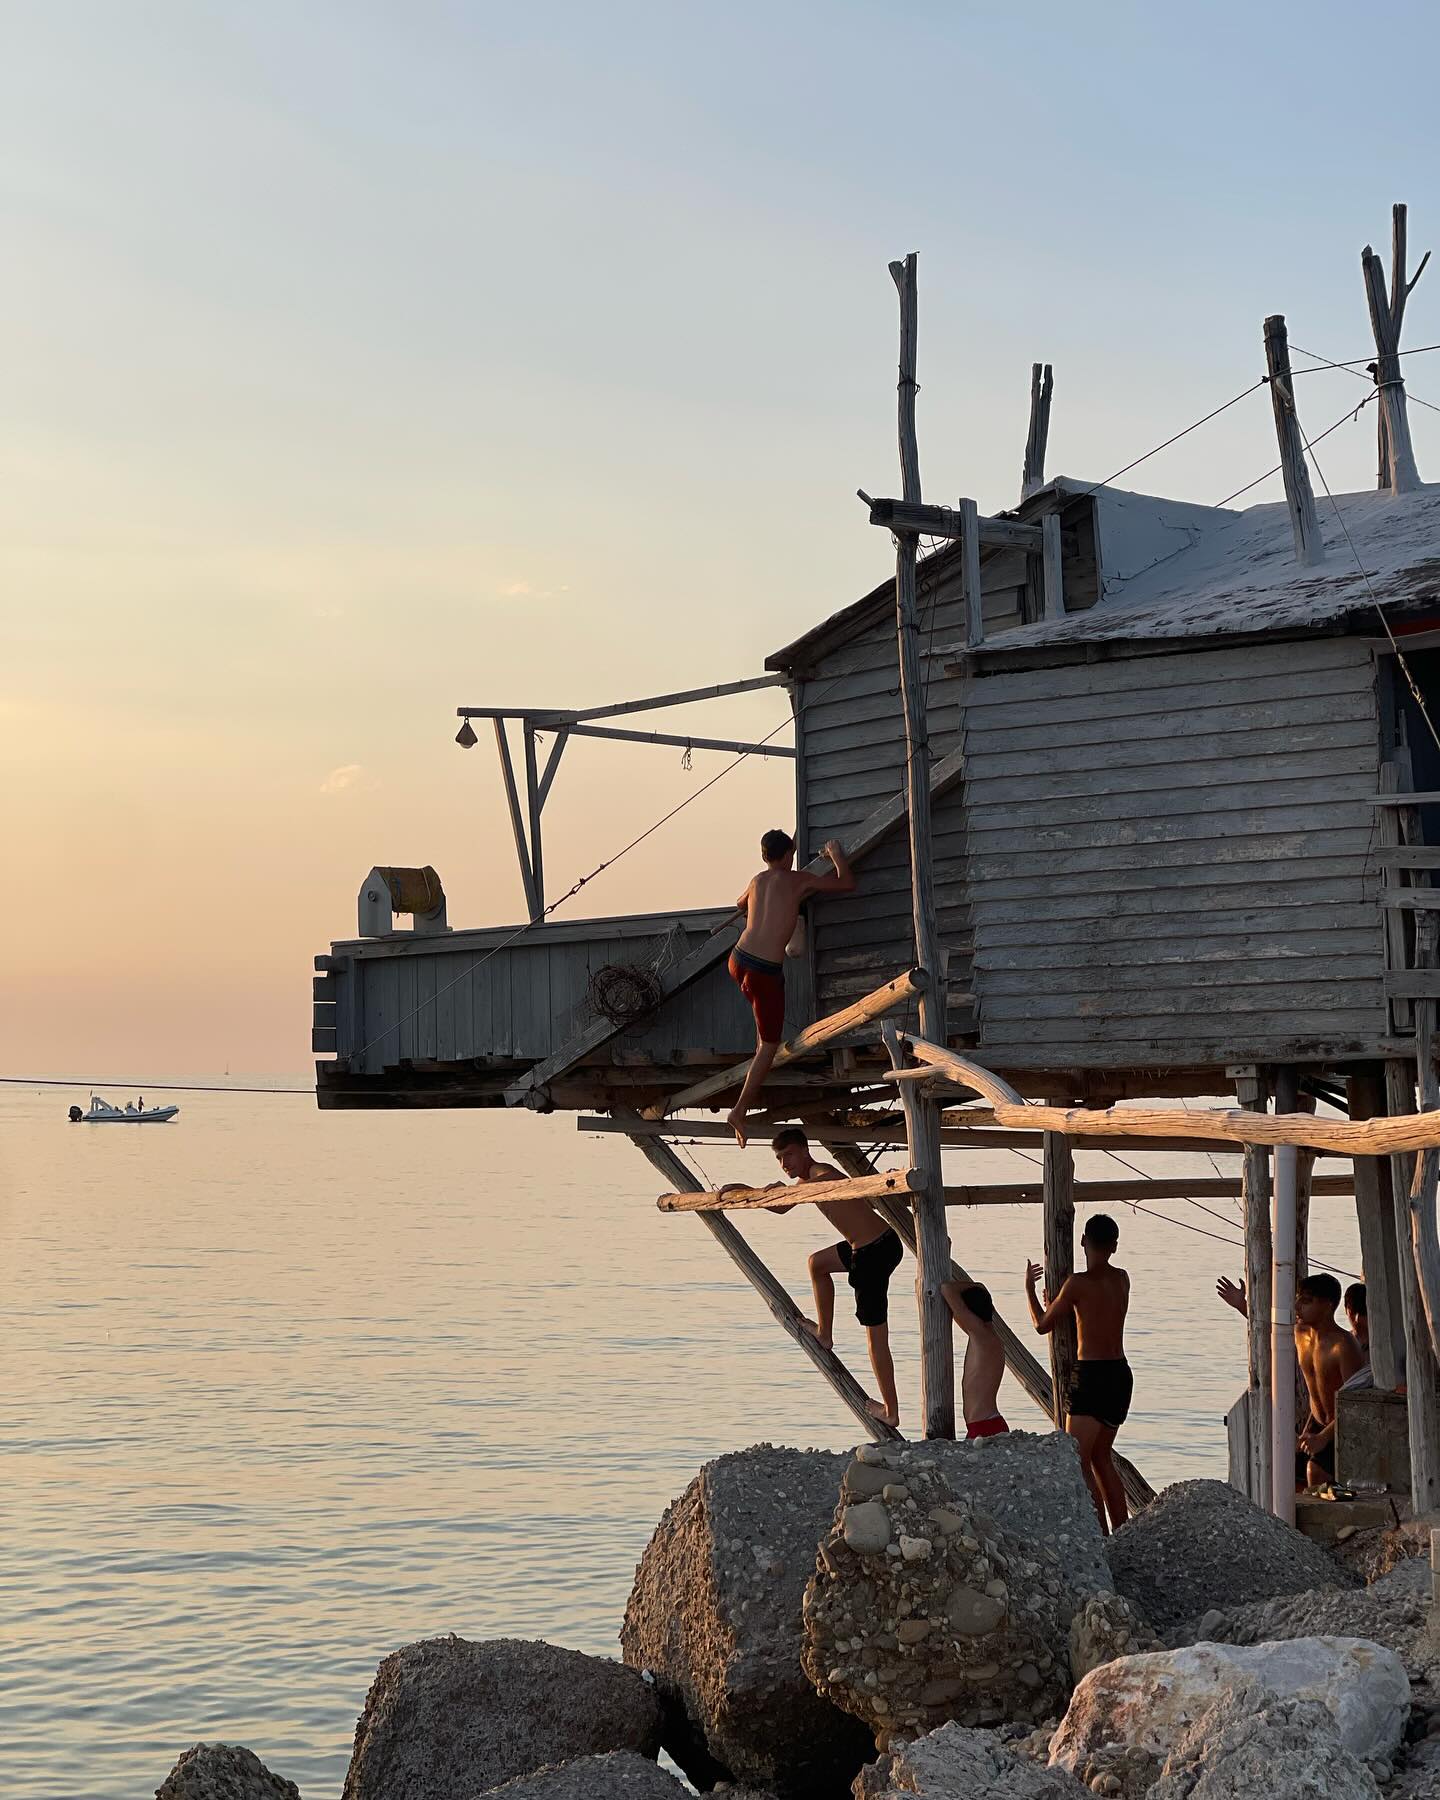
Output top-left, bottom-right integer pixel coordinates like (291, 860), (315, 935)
(68, 1095), (180, 1124)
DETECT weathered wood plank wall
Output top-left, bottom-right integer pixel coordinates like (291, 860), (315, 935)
(960, 637), (1387, 1068)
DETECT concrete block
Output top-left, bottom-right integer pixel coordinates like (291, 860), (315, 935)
(1336, 1384), (1410, 1492)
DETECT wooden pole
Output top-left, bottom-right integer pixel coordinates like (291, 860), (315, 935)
(960, 498), (984, 649)
(1237, 1069), (1274, 1515)
(1407, 913), (1440, 1368)
(661, 966), (929, 1116)
(1021, 361), (1054, 501)
(887, 251), (953, 1439)
(1041, 513), (1065, 622)
(1262, 314), (1325, 567)
(822, 1140), (1155, 1510)
(1271, 1066), (1299, 1527)
(1363, 204), (1426, 495)
(619, 1113), (902, 1443)
(1349, 1072), (1406, 1391)
(1041, 1131), (1077, 1428)
(1385, 1062), (1440, 1512)
(493, 719), (540, 920)
(656, 1168), (922, 1214)
(523, 723), (545, 916)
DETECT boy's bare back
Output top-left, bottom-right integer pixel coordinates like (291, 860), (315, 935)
(738, 868), (814, 962)
(1068, 1265), (1129, 1361)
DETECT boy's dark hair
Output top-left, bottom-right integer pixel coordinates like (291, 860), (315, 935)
(771, 1126), (809, 1153)
(760, 828), (796, 862)
(1299, 1271), (1343, 1307)
(1083, 1213), (1119, 1253)
(960, 1282), (994, 1322)
(1344, 1281), (1367, 1317)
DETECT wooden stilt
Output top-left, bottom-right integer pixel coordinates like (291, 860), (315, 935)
(1408, 915), (1440, 1368)
(619, 1112), (902, 1443)
(1020, 361), (1054, 501)
(1042, 1132), (1077, 1428)
(821, 1141), (1156, 1511)
(882, 1022), (952, 1438)
(1263, 314), (1326, 566)
(1237, 1069), (1274, 1515)
(1385, 1061), (1440, 1511)
(1349, 1072), (1406, 1391)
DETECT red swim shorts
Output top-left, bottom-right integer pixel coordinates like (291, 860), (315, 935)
(728, 947), (785, 1044)
(966, 1414), (1009, 1440)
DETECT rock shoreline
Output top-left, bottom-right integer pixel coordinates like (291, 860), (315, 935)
(153, 1434), (1440, 1800)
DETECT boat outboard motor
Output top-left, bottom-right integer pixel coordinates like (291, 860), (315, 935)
(68, 1105), (83, 1122)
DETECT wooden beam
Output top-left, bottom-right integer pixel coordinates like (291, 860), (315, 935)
(1041, 512), (1065, 622)
(1407, 915), (1440, 1370)
(1350, 1071), (1406, 1391)
(566, 722), (795, 758)
(660, 966), (929, 1117)
(1042, 1132), (1076, 1428)
(887, 1038), (1440, 1154)
(1263, 313), (1325, 566)
(523, 722), (545, 915)
(884, 1021), (953, 1440)
(1020, 361), (1054, 502)
(494, 719), (539, 920)
(536, 726), (570, 808)
(1373, 791), (1440, 806)
(822, 1140), (1156, 1511)
(503, 754), (966, 1107)
(621, 1114), (903, 1443)
(1237, 1069), (1273, 1514)
(656, 1168), (922, 1213)
(456, 674), (789, 726)
(1385, 1062), (1440, 1511)
(960, 497), (984, 651)
(864, 495), (1043, 551)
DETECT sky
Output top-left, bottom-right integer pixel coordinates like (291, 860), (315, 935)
(7, 0), (1440, 1075)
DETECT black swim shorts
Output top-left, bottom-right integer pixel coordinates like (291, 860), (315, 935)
(835, 1229), (903, 1327)
(1067, 1358), (1134, 1429)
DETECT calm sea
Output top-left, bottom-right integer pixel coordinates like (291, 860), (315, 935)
(1, 1080), (1361, 1800)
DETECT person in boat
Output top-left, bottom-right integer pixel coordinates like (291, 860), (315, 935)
(941, 1279), (1008, 1438)
(725, 829), (855, 1147)
(1025, 1213), (1132, 1534)
(757, 1126), (903, 1427)
(1295, 1272), (1364, 1489)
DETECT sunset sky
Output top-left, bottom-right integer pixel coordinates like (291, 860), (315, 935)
(8, 0), (1440, 1074)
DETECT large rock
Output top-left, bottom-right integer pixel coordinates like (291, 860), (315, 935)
(1067, 1591), (1161, 1684)
(854, 1723), (1087, 1799)
(1145, 1685), (1383, 1800)
(471, 1751), (688, 1800)
(1104, 1479), (1355, 1632)
(1182, 1581), (1428, 1665)
(156, 1745), (300, 1800)
(342, 1636), (662, 1800)
(621, 1445), (872, 1797)
(1050, 1638), (1410, 1772)
(803, 1443), (1074, 1740)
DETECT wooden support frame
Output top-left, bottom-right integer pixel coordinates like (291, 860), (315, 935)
(620, 1112), (903, 1443)
(656, 1168), (921, 1213)
(862, 495), (1042, 551)
(659, 966), (929, 1117)
(822, 1141), (1156, 1510)
(1041, 513), (1065, 622)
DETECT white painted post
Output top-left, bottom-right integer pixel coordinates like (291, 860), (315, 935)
(1272, 1144), (1299, 1523)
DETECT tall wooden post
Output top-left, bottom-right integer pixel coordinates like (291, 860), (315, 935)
(1363, 204), (1426, 495)
(1408, 915), (1440, 1367)
(1350, 1072), (1406, 1390)
(1042, 1131), (1077, 1427)
(1272, 1066), (1300, 1526)
(888, 251), (955, 1439)
(1384, 1062), (1440, 1511)
(1262, 315), (1325, 567)
(1020, 361), (1054, 500)
(1237, 1068), (1274, 1510)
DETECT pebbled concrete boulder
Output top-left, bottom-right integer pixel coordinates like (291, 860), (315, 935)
(621, 1445), (872, 1798)
(471, 1751), (688, 1800)
(1067, 1591), (1161, 1684)
(1050, 1637), (1410, 1772)
(1104, 1479), (1355, 1633)
(1145, 1685), (1383, 1800)
(156, 1745), (300, 1800)
(1180, 1580), (1428, 1665)
(854, 1722), (1088, 1798)
(342, 1636), (662, 1800)
(803, 1443), (1074, 1741)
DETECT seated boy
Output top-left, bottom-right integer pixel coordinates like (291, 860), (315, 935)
(726, 829), (854, 1146)
(1295, 1271), (1364, 1488)
(763, 1126), (903, 1426)
(941, 1279), (1008, 1438)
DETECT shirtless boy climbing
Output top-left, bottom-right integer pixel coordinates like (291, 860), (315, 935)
(726, 829), (855, 1145)
(761, 1126), (903, 1426)
(1026, 1213), (1132, 1534)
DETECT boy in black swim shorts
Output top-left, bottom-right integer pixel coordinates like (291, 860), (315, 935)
(759, 1127), (906, 1427)
(1025, 1212), (1132, 1534)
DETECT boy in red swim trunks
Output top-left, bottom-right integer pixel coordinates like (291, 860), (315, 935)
(726, 829), (855, 1145)
(941, 1279), (1009, 1439)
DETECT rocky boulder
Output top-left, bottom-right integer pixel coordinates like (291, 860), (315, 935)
(342, 1636), (662, 1800)
(1067, 1591), (1161, 1684)
(471, 1751), (688, 1799)
(854, 1723), (1087, 1798)
(1050, 1638), (1410, 1773)
(621, 1445), (872, 1798)
(803, 1442), (1074, 1741)
(156, 1745), (300, 1800)
(1145, 1685), (1383, 1800)
(1104, 1479), (1355, 1633)
(1180, 1581), (1428, 1665)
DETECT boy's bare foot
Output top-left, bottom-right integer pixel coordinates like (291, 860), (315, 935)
(727, 1105), (748, 1148)
(800, 1317), (834, 1352)
(866, 1397), (899, 1426)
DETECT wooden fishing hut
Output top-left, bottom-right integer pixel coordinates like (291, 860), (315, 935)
(315, 224), (1440, 1523)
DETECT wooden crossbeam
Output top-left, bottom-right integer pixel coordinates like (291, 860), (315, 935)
(659, 965), (929, 1117)
(863, 496), (1043, 551)
(656, 1168), (921, 1213)
(891, 1038), (1440, 1155)
(576, 1113), (1273, 1155)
